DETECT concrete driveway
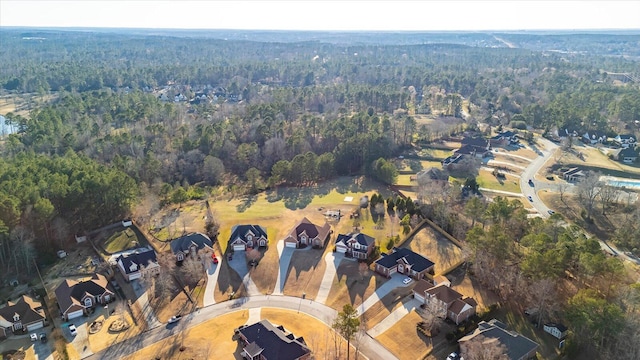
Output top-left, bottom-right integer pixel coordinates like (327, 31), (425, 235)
(64, 320), (93, 358)
(273, 240), (293, 295)
(132, 280), (161, 329)
(203, 258), (222, 306)
(315, 252), (344, 304)
(356, 273), (412, 316)
(33, 335), (54, 360)
(227, 251), (261, 296)
(367, 298), (421, 337)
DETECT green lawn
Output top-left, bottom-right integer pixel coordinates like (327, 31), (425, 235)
(477, 170), (521, 193)
(396, 174), (414, 186)
(104, 228), (140, 253)
(417, 148), (452, 160)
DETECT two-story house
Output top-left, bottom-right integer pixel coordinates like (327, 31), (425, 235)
(335, 232), (375, 260)
(283, 217), (331, 249)
(614, 134), (636, 148)
(414, 283), (477, 325)
(374, 247), (435, 279)
(116, 247), (160, 281)
(228, 225), (268, 251)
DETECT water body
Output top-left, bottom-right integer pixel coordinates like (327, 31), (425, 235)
(606, 179), (640, 190)
(0, 115), (19, 136)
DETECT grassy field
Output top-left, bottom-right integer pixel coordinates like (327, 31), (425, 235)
(260, 308), (356, 360)
(282, 246), (330, 299)
(492, 152), (532, 167)
(103, 228), (140, 253)
(403, 225), (464, 276)
(396, 174), (415, 186)
(375, 310), (432, 360)
(325, 259), (386, 310)
(88, 312), (143, 353)
(361, 287), (415, 330)
(121, 310), (249, 360)
(477, 169), (521, 194)
(554, 144), (640, 178)
(417, 148), (453, 160)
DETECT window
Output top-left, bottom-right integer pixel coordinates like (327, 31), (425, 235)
(84, 298), (93, 307)
(13, 314), (20, 322)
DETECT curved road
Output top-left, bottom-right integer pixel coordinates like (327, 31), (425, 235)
(519, 138), (559, 218)
(84, 295), (397, 360)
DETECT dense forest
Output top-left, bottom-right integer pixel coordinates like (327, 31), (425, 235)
(1, 28), (640, 358)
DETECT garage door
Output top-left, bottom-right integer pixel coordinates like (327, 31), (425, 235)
(26, 321), (44, 331)
(67, 310), (84, 320)
(336, 246), (347, 253)
(285, 242), (297, 248)
(414, 293), (425, 303)
(233, 244), (246, 251)
(129, 272), (142, 281)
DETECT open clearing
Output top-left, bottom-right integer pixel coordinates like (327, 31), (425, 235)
(260, 308), (355, 360)
(554, 143), (640, 178)
(477, 169), (521, 194)
(121, 310), (248, 360)
(282, 246), (330, 299)
(102, 228), (140, 253)
(375, 310), (432, 360)
(361, 287), (415, 330)
(403, 225), (464, 275)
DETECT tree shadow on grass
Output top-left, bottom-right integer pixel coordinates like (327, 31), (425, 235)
(236, 195), (257, 213)
(286, 248), (324, 290)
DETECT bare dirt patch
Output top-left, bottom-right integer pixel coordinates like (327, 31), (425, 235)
(121, 310), (249, 360)
(375, 310), (433, 360)
(403, 225), (464, 275)
(282, 247), (330, 299)
(325, 260), (386, 310)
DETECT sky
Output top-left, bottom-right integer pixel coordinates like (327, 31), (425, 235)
(1, 0), (639, 31)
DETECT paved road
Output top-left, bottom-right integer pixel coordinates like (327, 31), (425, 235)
(479, 188), (523, 197)
(315, 252), (344, 304)
(203, 257), (222, 306)
(84, 295), (399, 360)
(519, 137), (559, 217)
(227, 251), (261, 296)
(367, 298), (420, 337)
(357, 274), (411, 316)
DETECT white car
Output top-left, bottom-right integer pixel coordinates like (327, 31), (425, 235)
(68, 324), (77, 336)
(30, 333), (38, 342)
(402, 277), (412, 285)
(168, 315), (182, 324)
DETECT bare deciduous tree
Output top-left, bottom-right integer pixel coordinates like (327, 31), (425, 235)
(461, 334), (509, 360)
(598, 184), (619, 215)
(181, 258), (203, 286)
(527, 278), (559, 328)
(577, 171), (602, 221)
(557, 182), (569, 203)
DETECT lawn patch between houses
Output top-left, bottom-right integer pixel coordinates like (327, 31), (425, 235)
(325, 260), (386, 310)
(375, 310), (432, 360)
(282, 246), (330, 299)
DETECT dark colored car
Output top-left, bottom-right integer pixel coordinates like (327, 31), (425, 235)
(39, 333), (47, 343)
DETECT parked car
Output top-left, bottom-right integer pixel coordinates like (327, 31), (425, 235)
(528, 179), (534, 186)
(548, 210), (555, 215)
(212, 253), (218, 264)
(168, 315), (182, 324)
(68, 324), (77, 336)
(30, 333), (38, 342)
(39, 333), (47, 343)
(447, 352), (461, 360)
(527, 195), (533, 202)
(402, 277), (412, 285)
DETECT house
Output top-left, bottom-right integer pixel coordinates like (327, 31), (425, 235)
(55, 273), (114, 321)
(455, 137), (491, 158)
(236, 320), (311, 360)
(374, 247), (435, 279)
(229, 225), (268, 251)
(433, 275), (451, 287)
(543, 323), (568, 339)
(615, 147), (638, 163)
(116, 247), (160, 281)
(491, 130), (519, 146)
(415, 284), (477, 325)
(174, 93), (187, 102)
(558, 127), (579, 138)
(415, 167), (449, 186)
(562, 167), (585, 182)
(459, 319), (539, 360)
(614, 134), (636, 148)
(0, 295), (47, 338)
(170, 233), (213, 262)
(582, 130), (607, 145)
(283, 218), (331, 249)
(335, 232), (375, 260)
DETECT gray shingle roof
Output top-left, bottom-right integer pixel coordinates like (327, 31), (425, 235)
(460, 319), (539, 360)
(170, 233), (213, 254)
(375, 247), (435, 273)
(116, 248), (158, 274)
(239, 320), (310, 360)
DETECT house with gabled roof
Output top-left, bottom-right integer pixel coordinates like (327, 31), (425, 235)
(116, 247), (160, 281)
(236, 320), (311, 360)
(170, 232), (213, 262)
(335, 232), (375, 260)
(582, 130), (607, 145)
(283, 217), (331, 249)
(460, 319), (539, 360)
(0, 295), (47, 338)
(229, 225), (268, 251)
(614, 134), (636, 148)
(374, 247), (435, 279)
(55, 273), (114, 320)
(543, 323), (568, 339)
(414, 283), (477, 325)
(615, 147), (638, 163)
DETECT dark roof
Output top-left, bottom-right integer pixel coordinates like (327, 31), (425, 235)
(460, 319), (539, 360)
(239, 320), (311, 360)
(244, 342), (264, 357)
(375, 247), (435, 272)
(0, 295), (45, 325)
(413, 279), (434, 295)
(416, 167), (448, 182)
(170, 233), (213, 254)
(583, 130), (607, 139)
(544, 323), (568, 332)
(290, 217), (331, 241)
(455, 144), (478, 156)
(336, 233), (375, 248)
(229, 225), (268, 245)
(461, 137), (489, 148)
(500, 130), (518, 138)
(116, 248), (158, 274)
(617, 134), (636, 140)
(426, 284), (463, 304)
(449, 298), (476, 315)
(55, 273), (111, 312)
(618, 147), (638, 158)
